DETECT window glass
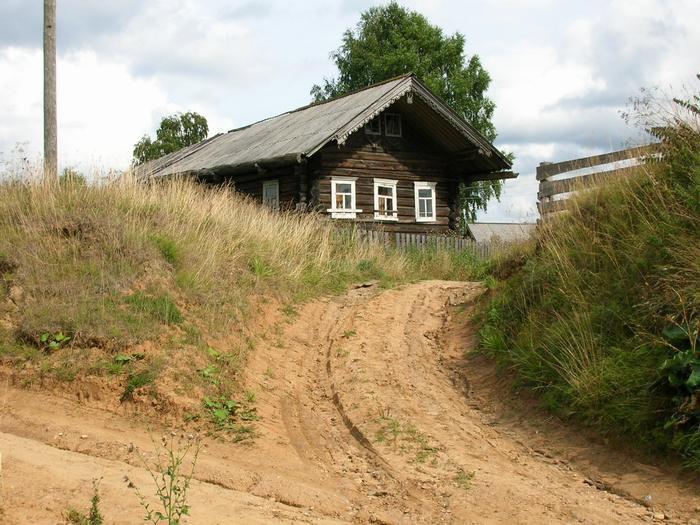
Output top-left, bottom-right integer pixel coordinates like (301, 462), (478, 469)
(385, 113), (402, 137)
(418, 188), (432, 198)
(337, 183), (352, 194)
(365, 116), (381, 135)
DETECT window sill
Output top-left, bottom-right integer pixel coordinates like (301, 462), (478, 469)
(415, 217), (437, 223)
(327, 208), (362, 219)
(373, 214), (399, 221)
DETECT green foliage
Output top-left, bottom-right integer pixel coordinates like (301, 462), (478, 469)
(311, 1), (504, 219)
(65, 478), (103, 525)
(125, 292), (183, 325)
(39, 330), (71, 352)
(480, 87), (700, 468)
(126, 434), (200, 525)
(133, 112), (208, 165)
(202, 394), (258, 431)
(59, 167), (86, 186)
(149, 234), (181, 268)
(121, 368), (158, 402)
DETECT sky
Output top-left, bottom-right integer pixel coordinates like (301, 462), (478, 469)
(0, 0), (697, 222)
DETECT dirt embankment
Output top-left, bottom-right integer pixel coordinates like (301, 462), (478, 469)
(1, 281), (699, 524)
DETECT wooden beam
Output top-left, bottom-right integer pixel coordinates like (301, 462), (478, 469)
(465, 171), (517, 182)
(536, 145), (658, 181)
(537, 199), (569, 215)
(538, 166), (640, 198)
(295, 162), (308, 209)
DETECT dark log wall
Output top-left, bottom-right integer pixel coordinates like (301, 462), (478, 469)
(228, 166), (299, 210)
(312, 111), (456, 233)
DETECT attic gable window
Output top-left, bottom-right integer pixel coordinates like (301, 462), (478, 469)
(365, 116), (381, 135)
(328, 176), (362, 219)
(384, 113), (402, 137)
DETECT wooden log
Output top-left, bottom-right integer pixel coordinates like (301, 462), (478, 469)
(536, 145), (657, 180)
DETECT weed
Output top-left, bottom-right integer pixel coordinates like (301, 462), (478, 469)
(65, 478), (103, 525)
(126, 433), (200, 525)
(281, 304), (297, 318)
(121, 368), (158, 402)
(202, 395), (258, 439)
(149, 233), (181, 268)
(341, 329), (357, 339)
(335, 347), (349, 358)
(39, 331), (71, 352)
(454, 469), (475, 490)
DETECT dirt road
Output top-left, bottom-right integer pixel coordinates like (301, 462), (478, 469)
(1, 281), (698, 524)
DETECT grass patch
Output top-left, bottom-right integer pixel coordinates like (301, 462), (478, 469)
(125, 292), (183, 325)
(480, 87), (700, 469)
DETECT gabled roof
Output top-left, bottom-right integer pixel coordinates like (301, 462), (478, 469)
(135, 74), (511, 179)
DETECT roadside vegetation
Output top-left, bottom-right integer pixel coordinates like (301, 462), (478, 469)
(0, 171), (487, 434)
(481, 87), (700, 468)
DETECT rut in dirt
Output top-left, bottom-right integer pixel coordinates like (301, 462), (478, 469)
(1, 280), (699, 525)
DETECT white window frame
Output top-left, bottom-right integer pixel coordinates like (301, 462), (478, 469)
(365, 116), (381, 135)
(414, 181), (437, 222)
(384, 113), (402, 137)
(328, 176), (362, 219)
(373, 178), (398, 221)
(262, 179), (280, 211)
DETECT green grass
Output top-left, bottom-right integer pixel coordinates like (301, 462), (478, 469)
(125, 292), (183, 325)
(479, 91), (700, 469)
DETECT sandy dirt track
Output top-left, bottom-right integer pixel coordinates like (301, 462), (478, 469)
(1, 281), (699, 524)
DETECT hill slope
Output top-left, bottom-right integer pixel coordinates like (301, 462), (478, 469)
(481, 94), (700, 468)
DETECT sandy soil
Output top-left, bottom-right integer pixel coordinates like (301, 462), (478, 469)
(0, 280), (698, 524)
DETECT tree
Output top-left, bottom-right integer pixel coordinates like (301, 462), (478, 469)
(132, 112), (208, 165)
(311, 2), (508, 222)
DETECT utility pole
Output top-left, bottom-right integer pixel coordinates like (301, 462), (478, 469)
(44, 0), (57, 183)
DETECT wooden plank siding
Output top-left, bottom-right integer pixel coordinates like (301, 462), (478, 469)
(312, 110), (459, 234)
(230, 165), (299, 209)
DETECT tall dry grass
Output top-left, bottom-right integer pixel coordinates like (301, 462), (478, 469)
(480, 86), (700, 468)
(0, 172), (486, 390)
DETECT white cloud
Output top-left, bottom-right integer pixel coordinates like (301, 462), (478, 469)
(0, 0), (698, 220)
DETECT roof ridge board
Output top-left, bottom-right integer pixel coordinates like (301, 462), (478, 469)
(223, 74), (412, 136)
(302, 75), (414, 159)
(408, 80), (511, 168)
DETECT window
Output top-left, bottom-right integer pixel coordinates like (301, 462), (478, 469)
(365, 116), (381, 135)
(414, 181), (436, 222)
(384, 113), (402, 137)
(373, 178), (398, 221)
(328, 176), (361, 219)
(262, 180), (279, 211)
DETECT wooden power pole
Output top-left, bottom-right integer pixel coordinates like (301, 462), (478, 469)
(43, 0), (57, 183)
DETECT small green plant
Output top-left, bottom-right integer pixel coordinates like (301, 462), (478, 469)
(249, 256), (272, 278)
(126, 434), (200, 525)
(198, 364), (220, 386)
(335, 347), (349, 358)
(121, 368), (158, 402)
(65, 478), (103, 525)
(454, 468), (475, 490)
(149, 233), (181, 268)
(281, 304), (297, 318)
(39, 331), (71, 352)
(341, 329), (356, 339)
(202, 394), (258, 440)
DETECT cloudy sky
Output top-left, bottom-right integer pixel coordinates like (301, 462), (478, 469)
(0, 0), (697, 221)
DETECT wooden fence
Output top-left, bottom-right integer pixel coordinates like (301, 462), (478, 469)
(537, 145), (658, 219)
(354, 228), (508, 260)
